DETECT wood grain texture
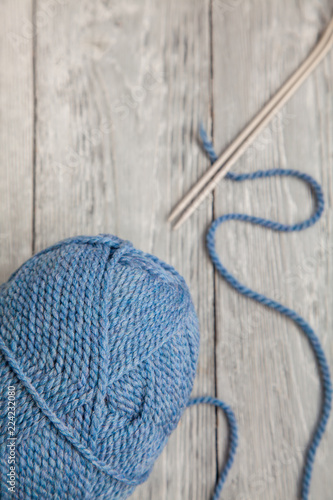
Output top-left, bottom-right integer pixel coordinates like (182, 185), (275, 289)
(212, 1), (333, 499)
(0, 0), (333, 499)
(34, 1), (216, 499)
(0, 0), (33, 283)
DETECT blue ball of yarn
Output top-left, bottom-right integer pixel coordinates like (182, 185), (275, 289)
(0, 234), (200, 499)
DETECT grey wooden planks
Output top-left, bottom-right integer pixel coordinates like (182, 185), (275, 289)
(212, 1), (333, 499)
(0, 0), (333, 499)
(33, 1), (216, 499)
(0, 0), (34, 283)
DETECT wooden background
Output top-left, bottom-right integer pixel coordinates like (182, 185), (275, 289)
(1, 0), (332, 498)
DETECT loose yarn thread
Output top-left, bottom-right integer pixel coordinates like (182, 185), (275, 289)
(187, 396), (238, 500)
(200, 124), (333, 500)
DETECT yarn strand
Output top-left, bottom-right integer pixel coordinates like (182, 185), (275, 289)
(187, 396), (238, 500)
(199, 125), (332, 500)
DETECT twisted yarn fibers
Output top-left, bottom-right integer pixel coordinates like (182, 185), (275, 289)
(200, 124), (332, 500)
(0, 235), (200, 499)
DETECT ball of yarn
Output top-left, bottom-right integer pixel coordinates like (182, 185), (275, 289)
(0, 235), (200, 499)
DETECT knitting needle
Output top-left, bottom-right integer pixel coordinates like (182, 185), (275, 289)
(170, 18), (333, 228)
(169, 18), (333, 230)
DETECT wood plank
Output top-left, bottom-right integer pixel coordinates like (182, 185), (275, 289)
(0, 0), (33, 283)
(212, 1), (333, 499)
(3, 1), (332, 498)
(34, 1), (216, 499)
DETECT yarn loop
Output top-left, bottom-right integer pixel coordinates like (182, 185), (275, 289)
(200, 124), (332, 500)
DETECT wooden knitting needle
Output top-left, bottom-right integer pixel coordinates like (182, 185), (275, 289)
(169, 18), (333, 230)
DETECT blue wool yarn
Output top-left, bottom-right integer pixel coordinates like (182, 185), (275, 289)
(0, 131), (331, 500)
(0, 235), (201, 499)
(200, 124), (333, 500)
